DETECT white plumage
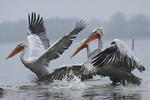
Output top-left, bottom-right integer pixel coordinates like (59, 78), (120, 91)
(6, 12), (86, 78)
(93, 39), (145, 73)
(71, 27), (145, 86)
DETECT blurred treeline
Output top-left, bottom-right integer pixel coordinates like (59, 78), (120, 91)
(0, 12), (150, 43)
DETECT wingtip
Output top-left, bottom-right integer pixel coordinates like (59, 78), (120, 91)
(75, 19), (87, 30)
(28, 12), (46, 34)
(141, 65), (145, 71)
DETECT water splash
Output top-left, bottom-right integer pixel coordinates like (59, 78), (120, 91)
(50, 70), (90, 91)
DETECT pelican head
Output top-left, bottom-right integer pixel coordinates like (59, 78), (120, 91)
(70, 27), (104, 58)
(6, 41), (27, 59)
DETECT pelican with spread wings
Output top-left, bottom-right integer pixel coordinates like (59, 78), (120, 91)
(6, 12), (86, 78)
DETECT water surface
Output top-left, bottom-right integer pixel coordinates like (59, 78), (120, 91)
(0, 38), (150, 100)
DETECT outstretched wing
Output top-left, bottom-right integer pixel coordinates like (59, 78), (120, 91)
(92, 39), (145, 72)
(37, 20), (86, 64)
(27, 12), (50, 59)
(38, 64), (93, 81)
(38, 65), (82, 81)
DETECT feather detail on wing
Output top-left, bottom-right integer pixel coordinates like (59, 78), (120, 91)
(38, 64), (93, 81)
(37, 20), (86, 64)
(27, 12), (50, 59)
(80, 49), (98, 75)
(38, 64), (83, 81)
(92, 39), (145, 72)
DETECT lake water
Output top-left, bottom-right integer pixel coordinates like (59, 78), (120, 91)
(0, 38), (150, 100)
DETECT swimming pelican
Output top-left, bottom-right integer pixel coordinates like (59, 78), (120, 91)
(70, 27), (119, 86)
(6, 12), (86, 79)
(71, 27), (145, 86)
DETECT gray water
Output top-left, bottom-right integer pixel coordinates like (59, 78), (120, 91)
(0, 38), (150, 100)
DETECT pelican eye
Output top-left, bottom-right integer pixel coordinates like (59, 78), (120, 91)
(111, 41), (116, 45)
(94, 30), (97, 33)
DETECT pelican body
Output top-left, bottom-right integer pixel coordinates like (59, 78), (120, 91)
(71, 27), (145, 86)
(6, 12), (86, 78)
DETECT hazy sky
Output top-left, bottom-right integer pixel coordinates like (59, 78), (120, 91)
(0, 0), (150, 23)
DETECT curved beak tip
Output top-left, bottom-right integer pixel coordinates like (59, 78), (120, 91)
(70, 56), (73, 58)
(5, 56), (10, 60)
(70, 54), (74, 58)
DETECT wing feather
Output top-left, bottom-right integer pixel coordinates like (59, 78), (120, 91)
(37, 20), (86, 64)
(92, 39), (145, 72)
(27, 12), (50, 59)
(38, 65), (83, 81)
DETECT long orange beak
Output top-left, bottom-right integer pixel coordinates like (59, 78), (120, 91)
(70, 44), (88, 58)
(70, 32), (100, 58)
(6, 45), (24, 59)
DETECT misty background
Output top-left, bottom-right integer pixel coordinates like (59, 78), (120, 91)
(0, 0), (150, 43)
(0, 12), (150, 43)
